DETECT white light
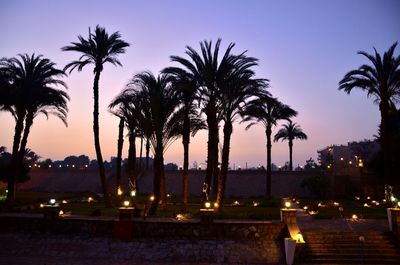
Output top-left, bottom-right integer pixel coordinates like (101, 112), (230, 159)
(285, 201), (291, 208)
(123, 200), (130, 207)
(391, 196), (397, 202)
(150, 195), (155, 201)
(352, 214), (358, 220)
(205, 202), (211, 208)
(49, 198), (56, 205)
(130, 190), (136, 197)
(87, 197), (94, 203)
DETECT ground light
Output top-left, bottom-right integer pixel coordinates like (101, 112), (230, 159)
(352, 214), (358, 220)
(123, 200), (130, 207)
(296, 232), (303, 243)
(49, 198), (56, 205)
(285, 201), (291, 209)
(117, 187), (123, 196)
(204, 202), (211, 208)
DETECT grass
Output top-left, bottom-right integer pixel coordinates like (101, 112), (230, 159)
(294, 197), (390, 219)
(1, 191), (282, 220)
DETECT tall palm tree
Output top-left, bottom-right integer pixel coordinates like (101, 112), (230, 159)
(128, 71), (180, 214)
(339, 42), (400, 183)
(62, 25), (129, 206)
(163, 68), (206, 211)
(274, 120), (307, 171)
(0, 54), (69, 203)
(169, 39), (237, 199)
(241, 94), (297, 199)
(215, 54), (268, 207)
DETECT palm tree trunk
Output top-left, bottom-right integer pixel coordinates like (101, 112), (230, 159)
(16, 111), (34, 181)
(139, 133), (143, 171)
(182, 115), (190, 212)
(92, 70), (111, 207)
(6, 110), (25, 204)
(145, 138), (150, 170)
(204, 102), (218, 200)
(266, 126), (272, 199)
(289, 140), (293, 171)
(149, 145), (164, 215)
(128, 130), (137, 192)
(216, 121), (233, 209)
(380, 100), (392, 183)
(116, 117), (124, 193)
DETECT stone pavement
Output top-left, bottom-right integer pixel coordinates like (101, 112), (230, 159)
(0, 231), (282, 265)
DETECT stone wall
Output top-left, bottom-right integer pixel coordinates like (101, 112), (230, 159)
(0, 215), (287, 264)
(20, 168), (331, 197)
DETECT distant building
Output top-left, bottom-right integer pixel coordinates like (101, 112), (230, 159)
(317, 140), (380, 174)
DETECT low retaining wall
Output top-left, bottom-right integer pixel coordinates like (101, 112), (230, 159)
(0, 214), (287, 264)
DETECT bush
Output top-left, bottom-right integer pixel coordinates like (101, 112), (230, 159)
(301, 176), (330, 199)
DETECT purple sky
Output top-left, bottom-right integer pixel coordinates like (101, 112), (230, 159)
(1, 0), (399, 168)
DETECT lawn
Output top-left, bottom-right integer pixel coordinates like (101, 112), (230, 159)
(293, 196), (390, 219)
(1, 191), (282, 220)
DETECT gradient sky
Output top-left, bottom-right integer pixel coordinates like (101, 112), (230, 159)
(0, 0), (399, 168)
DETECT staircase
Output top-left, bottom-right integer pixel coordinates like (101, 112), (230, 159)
(298, 231), (400, 264)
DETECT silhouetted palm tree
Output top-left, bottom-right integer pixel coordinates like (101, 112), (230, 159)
(216, 54), (268, 207)
(109, 91), (142, 196)
(163, 68), (206, 211)
(0, 54), (69, 203)
(169, 39), (238, 199)
(339, 42), (400, 183)
(274, 120), (307, 171)
(62, 25), (129, 206)
(241, 94), (297, 198)
(128, 71), (180, 214)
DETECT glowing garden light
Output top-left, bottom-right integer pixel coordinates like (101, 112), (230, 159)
(284, 201), (291, 208)
(352, 214), (358, 220)
(176, 214), (184, 220)
(296, 232), (303, 243)
(363, 203), (370, 207)
(204, 202), (211, 208)
(309, 211), (318, 215)
(59, 210), (64, 216)
(130, 190), (136, 197)
(390, 196), (397, 202)
(150, 195), (155, 201)
(87, 197), (94, 203)
(233, 200), (240, 206)
(49, 198), (56, 205)
(61, 200), (68, 204)
(303, 206), (308, 210)
(253, 202), (259, 207)
(333, 202), (340, 207)
(39, 203), (44, 208)
(117, 187), (123, 196)
(214, 202), (219, 208)
(123, 200), (130, 207)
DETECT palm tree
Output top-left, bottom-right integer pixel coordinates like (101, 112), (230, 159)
(215, 54), (268, 207)
(274, 120), (308, 171)
(169, 39), (237, 199)
(339, 42), (400, 183)
(109, 91), (142, 196)
(241, 94), (297, 199)
(128, 71), (180, 215)
(62, 25), (129, 206)
(0, 54), (68, 203)
(163, 68), (206, 211)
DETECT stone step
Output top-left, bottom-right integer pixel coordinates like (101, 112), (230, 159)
(302, 248), (400, 254)
(302, 257), (399, 265)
